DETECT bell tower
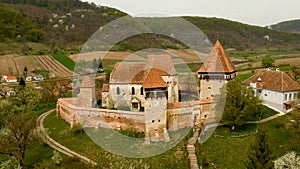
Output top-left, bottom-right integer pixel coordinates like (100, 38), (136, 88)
(77, 76), (96, 108)
(197, 40), (237, 101)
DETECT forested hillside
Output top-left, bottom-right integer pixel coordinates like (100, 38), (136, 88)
(0, 0), (126, 48)
(271, 19), (300, 34)
(1, 0), (300, 53)
(184, 17), (300, 50)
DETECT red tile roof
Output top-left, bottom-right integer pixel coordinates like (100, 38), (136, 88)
(81, 76), (95, 88)
(142, 68), (168, 89)
(197, 40), (237, 73)
(109, 55), (177, 89)
(96, 89), (102, 100)
(2, 86), (11, 93)
(245, 70), (300, 92)
(102, 84), (109, 92)
(6, 76), (17, 81)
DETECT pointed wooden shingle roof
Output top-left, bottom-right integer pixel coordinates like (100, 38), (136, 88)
(197, 40), (237, 73)
(245, 69), (300, 92)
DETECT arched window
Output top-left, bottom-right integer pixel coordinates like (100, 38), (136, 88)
(116, 87), (120, 95)
(140, 87), (144, 95)
(132, 87), (135, 95)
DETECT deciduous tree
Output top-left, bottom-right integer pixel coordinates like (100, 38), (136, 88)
(274, 151), (300, 169)
(216, 79), (262, 129)
(0, 85), (41, 168)
(261, 56), (275, 68)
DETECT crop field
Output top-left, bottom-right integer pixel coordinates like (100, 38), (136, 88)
(0, 55), (74, 78)
(0, 55), (43, 75)
(36, 55), (74, 78)
(69, 49), (204, 64)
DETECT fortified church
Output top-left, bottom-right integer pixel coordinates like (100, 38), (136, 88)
(56, 40), (237, 141)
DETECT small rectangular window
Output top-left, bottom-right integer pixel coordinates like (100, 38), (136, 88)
(284, 94), (287, 101)
(117, 87), (120, 95)
(293, 93), (297, 100)
(289, 93), (292, 100)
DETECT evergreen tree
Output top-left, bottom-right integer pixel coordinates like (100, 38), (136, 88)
(23, 66), (28, 77)
(245, 128), (274, 169)
(93, 58), (98, 69)
(19, 77), (26, 87)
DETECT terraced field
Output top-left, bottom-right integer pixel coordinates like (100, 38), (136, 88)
(36, 55), (74, 78)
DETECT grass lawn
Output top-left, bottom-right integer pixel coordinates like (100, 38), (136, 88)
(236, 72), (255, 81)
(245, 105), (279, 121)
(260, 106), (279, 119)
(44, 111), (191, 169)
(201, 112), (298, 169)
(52, 54), (75, 71)
(212, 123), (257, 137)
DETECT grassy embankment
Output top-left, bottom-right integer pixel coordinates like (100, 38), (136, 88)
(44, 111), (192, 169)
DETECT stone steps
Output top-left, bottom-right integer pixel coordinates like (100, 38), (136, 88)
(186, 127), (201, 169)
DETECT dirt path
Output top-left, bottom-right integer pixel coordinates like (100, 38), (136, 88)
(37, 109), (97, 166)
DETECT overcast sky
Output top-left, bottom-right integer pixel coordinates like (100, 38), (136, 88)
(82, 0), (300, 26)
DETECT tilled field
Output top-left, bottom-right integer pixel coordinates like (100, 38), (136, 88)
(36, 55), (74, 78)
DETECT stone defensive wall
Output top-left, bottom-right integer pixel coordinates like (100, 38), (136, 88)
(56, 98), (146, 131)
(57, 98), (212, 132)
(167, 101), (201, 131)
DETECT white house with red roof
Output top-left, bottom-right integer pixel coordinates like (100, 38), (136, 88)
(1, 75), (17, 83)
(245, 68), (300, 113)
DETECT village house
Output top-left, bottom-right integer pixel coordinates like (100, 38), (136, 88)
(1, 86), (15, 96)
(26, 74), (44, 82)
(1, 75), (17, 83)
(32, 75), (44, 81)
(245, 68), (300, 113)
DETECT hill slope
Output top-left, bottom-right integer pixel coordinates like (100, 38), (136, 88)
(1, 1), (300, 52)
(184, 17), (300, 50)
(0, 0), (126, 47)
(270, 19), (300, 34)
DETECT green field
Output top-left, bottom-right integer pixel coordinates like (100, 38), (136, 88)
(200, 112), (299, 169)
(52, 54), (75, 71)
(236, 73), (255, 81)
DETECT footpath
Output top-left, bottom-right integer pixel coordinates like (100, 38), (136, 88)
(36, 109), (97, 166)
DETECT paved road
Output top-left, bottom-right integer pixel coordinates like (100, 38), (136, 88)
(36, 109), (97, 166)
